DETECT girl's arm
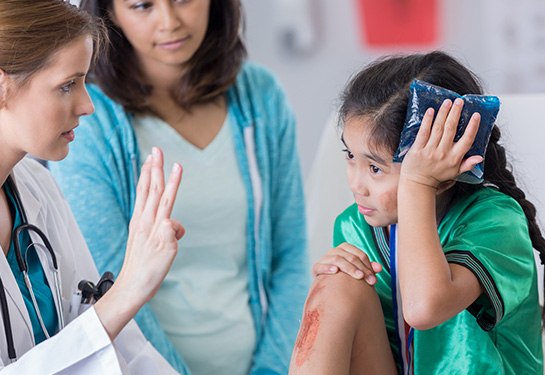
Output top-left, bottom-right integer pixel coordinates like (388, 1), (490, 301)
(397, 98), (483, 330)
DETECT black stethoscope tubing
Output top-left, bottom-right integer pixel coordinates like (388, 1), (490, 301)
(0, 278), (15, 361)
(1, 175), (61, 362)
(6, 176), (59, 272)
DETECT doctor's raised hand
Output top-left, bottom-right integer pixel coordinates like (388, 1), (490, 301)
(94, 147), (184, 341)
(0, 0), (185, 373)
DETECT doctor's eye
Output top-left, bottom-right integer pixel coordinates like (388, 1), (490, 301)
(342, 149), (354, 160)
(60, 80), (76, 94)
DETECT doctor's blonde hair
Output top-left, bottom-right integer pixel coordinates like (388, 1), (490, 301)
(0, 0), (106, 89)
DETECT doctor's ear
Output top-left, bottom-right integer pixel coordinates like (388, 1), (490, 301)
(0, 69), (8, 108)
(0, 69), (20, 109)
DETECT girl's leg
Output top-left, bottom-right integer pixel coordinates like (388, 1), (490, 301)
(289, 273), (397, 375)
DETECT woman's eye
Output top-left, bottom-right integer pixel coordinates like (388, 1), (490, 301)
(131, 1), (152, 10)
(343, 149), (354, 160)
(60, 81), (76, 93)
(370, 165), (381, 174)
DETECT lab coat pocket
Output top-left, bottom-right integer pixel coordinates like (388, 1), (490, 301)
(65, 292), (93, 324)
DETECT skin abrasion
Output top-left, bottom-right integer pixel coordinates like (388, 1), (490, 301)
(294, 308), (321, 368)
(293, 278), (326, 367)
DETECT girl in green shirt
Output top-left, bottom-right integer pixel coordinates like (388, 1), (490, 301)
(290, 51), (545, 374)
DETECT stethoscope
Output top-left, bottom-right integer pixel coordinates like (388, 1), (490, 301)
(0, 175), (65, 362)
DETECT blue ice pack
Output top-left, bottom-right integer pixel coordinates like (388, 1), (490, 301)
(392, 79), (501, 184)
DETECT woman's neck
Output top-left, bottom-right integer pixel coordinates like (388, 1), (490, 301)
(139, 56), (186, 93)
(138, 60), (228, 149)
(142, 67), (185, 124)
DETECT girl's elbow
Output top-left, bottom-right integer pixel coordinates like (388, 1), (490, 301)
(402, 301), (442, 330)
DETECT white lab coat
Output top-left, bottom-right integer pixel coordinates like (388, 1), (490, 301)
(0, 158), (178, 374)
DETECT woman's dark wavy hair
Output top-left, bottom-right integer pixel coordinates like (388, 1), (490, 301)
(80, 0), (246, 114)
(339, 51), (545, 322)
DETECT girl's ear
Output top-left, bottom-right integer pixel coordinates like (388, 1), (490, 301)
(436, 180), (456, 195)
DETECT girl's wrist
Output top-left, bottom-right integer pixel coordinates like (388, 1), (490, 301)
(399, 174), (439, 192)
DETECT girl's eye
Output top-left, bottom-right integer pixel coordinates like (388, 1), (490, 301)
(60, 81), (76, 93)
(370, 164), (382, 174)
(343, 149), (354, 160)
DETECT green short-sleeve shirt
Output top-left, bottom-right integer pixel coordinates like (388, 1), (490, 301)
(333, 188), (543, 374)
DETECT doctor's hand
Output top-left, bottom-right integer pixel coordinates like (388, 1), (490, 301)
(312, 243), (382, 285)
(95, 147), (184, 341)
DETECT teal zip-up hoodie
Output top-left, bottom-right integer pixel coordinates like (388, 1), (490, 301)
(50, 62), (310, 374)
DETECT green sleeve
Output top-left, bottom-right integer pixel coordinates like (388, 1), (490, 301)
(439, 189), (536, 330)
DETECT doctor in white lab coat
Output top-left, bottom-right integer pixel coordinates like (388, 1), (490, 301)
(0, 159), (178, 374)
(0, 1), (184, 373)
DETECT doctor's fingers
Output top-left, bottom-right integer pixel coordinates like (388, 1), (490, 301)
(128, 219), (184, 302)
(170, 219), (185, 240)
(130, 154), (153, 232)
(154, 163), (183, 222)
(140, 147), (167, 228)
(157, 218), (185, 244)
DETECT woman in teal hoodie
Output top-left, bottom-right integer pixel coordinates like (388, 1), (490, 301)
(49, 1), (310, 374)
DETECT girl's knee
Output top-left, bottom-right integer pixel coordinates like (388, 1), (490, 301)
(305, 273), (379, 321)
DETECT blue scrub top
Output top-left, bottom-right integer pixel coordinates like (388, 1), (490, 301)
(4, 183), (58, 344)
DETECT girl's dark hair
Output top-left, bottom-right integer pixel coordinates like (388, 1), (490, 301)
(80, 0), (246, 114)
(340, 51), (545, 320)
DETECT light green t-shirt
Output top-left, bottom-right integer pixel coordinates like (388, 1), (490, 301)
(334, 187), (543, 374)
(134, 114), (255, 375)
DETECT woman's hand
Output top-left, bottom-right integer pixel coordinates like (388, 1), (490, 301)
(95, 147), (184, 340)
(400, 98), (483, 189)
(312, 243), (382, 285)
